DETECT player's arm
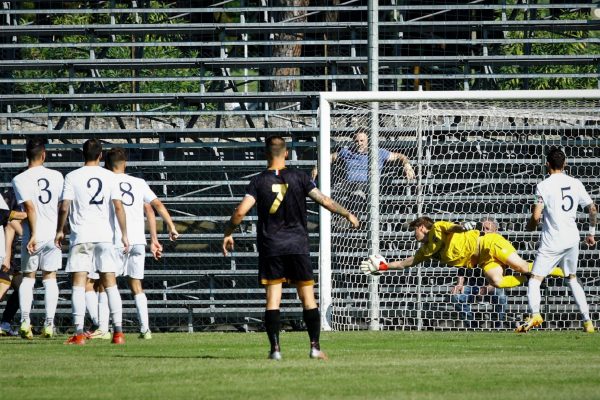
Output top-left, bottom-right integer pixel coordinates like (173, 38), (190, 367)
(22, 200), (38, 254)
(585, 202), (597, 246)
(144, 203), (162, 260)
(112, 199), (129, 252)
(222, 195), (256, 256)
(388, 151), (415, 180)
(307, 187), (359, 228)
(149, 198), (179, 241)
(360, 255), (418, 275)
(54, 199), (71, 248)
(527, 203), (543, 231)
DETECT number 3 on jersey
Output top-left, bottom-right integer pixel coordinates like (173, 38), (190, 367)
(269, 184), (288, 214)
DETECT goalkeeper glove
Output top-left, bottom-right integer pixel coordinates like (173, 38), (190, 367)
(461, 221), (479, 231)
(360, 255), (389, 276)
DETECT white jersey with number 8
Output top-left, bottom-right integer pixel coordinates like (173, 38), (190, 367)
(113, 174), (157, 246)
(61, 166), (122, 246)
(535, 172), (592, 251)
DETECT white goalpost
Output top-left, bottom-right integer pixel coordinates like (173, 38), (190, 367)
(318, 90), (600, 331)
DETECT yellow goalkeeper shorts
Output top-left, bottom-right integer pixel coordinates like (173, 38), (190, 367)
(478, 233), (517, 272)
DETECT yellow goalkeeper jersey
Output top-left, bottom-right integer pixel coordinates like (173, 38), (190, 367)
(413, 221), (480, 267)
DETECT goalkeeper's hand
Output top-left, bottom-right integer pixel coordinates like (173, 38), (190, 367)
(460, 221), (480, 231)
(360, 255), (389, 276)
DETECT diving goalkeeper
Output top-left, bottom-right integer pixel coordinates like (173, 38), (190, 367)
(360, 216), (564, 288)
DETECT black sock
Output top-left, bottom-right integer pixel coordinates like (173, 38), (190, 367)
(265, 309), (281, 352)
(303, 307), (320, 349)
(2, 289), (19, 324)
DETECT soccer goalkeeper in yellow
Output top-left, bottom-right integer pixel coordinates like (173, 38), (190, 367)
(360, 216), (563, 288)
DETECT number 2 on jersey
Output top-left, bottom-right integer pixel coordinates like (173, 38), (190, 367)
(87, 178), (104, 205)
(269, 184), (288, 214)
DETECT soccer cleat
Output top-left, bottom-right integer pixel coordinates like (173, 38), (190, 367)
(515, 313), (544, 333)
(268, 351), (282, 361)
(139, 330), (152, 340)
(112, 332), (125, 345)
(41, 324), (54, 338)
(583, 320), (595, 333)
(0, 322), (17, 337)
(309, 347), (328, 360)
(87, 329), (112, 340)
(19, 321), (33, 340)
(65, 333), (86, 345)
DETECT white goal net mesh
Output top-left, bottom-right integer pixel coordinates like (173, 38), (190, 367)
(322, 96), (600, 331)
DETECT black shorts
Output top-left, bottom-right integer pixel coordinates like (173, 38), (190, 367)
(0, 259), (19, 285)
(258, 254), (314, 287)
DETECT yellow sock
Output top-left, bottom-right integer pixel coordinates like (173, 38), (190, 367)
(549, 266), (565, 278)
(497, 275), (528, 288)
(527, 262), (533, 272)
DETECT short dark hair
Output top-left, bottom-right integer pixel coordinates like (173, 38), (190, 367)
(265, 136), (286, 159)
(409, 216), (434, 230)
(26, 137), (47, 161)
(83, 139), (103, 162)
(105, 147), (127, 171)
(546, 146), (566, 170)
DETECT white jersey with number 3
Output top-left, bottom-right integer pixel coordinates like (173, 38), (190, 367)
(535, 172), (592, 251)
(113, 174), (157, 246)
(62, 166), (122, 246)
(12, 166), (64, 244)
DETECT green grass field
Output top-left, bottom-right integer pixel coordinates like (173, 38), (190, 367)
(3, 330), (599, 399)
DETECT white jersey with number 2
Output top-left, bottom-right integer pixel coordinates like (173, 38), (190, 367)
(535, 172), (592, 251)
(62, 166), (122, 246)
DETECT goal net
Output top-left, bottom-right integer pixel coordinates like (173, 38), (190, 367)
(317, 90), (600, 331)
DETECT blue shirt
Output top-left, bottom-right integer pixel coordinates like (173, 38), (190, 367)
(338, 147), (391, 182)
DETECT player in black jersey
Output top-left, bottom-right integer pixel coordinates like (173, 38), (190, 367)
(223, 136), (359, 360)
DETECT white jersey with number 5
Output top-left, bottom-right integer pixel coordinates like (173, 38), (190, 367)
(113, 174), (157, 246)
(535, 172), (592, 251)
(12, 166), (64, 244)
(62, 166), (122, 246)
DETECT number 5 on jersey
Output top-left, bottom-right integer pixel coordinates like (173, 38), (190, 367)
(269, 184), (288, 214)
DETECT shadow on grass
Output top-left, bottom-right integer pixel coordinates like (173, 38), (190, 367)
(114, 354), (237, 360)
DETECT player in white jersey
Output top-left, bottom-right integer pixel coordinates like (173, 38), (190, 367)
(55, 138), (129, 345)
(102, 147), (179, 339)
(517, 147), (597, 333)
(11, 138), (64, 340)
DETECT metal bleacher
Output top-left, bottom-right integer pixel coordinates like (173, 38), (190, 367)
(1, 1), (599, 332)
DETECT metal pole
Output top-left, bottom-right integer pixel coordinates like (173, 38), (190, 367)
(367, 0), (380, 331)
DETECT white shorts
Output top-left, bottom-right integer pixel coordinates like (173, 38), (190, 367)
(21, 240), (62, 273)
(66, 243), (119, 274)
(117, 244), (146, 280)
(532, 245), (579, 277)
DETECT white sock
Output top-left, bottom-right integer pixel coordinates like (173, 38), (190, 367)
(528, 279), (542, 315)
(105, 285), (123, 330)
(72, 286), (86, 333)
(568, 278), (591, 322)
(135, 292), (149, 333)
(98, 291), (110, 332)
(85, 290), (99, 327)
(43, 278), (59, 326)
(19, 277), (36, 324)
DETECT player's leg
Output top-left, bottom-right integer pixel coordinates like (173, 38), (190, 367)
(479, 234), (527, 288)
(515, 250), (561, 333)
(482, 264), (526, 288)
(561, 246), (594, 332)
(40, 241), (62, 338)
(85, 277), (100, 332)
(127, 245), (151, 338)
(96, 283), (110, 338)
(41, 271), (58, 338)
(96, 243), (124, 344)
(65, 243), (95, 344)
(18, 246), (38, 339)
(0, 270), (19, 336)
(292, 254), (327, 360)
(265, 282), (283, 360)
